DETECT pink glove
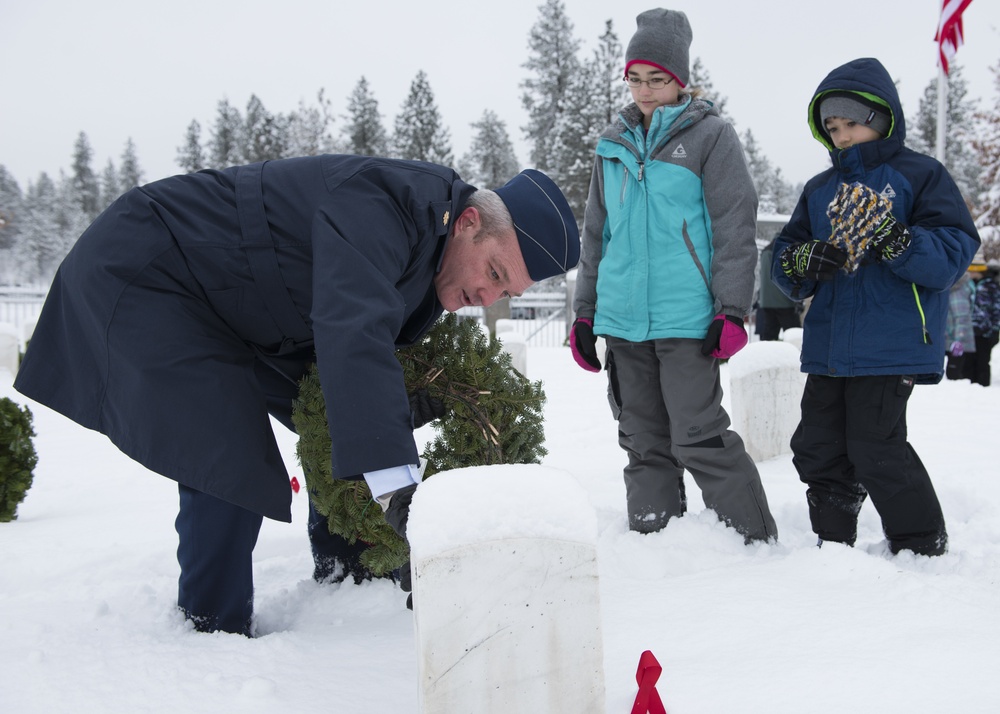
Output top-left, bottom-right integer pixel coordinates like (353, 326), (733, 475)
(950, 341), (964, 357)
(570, 318), (602, 372)
(701, 314), (748, 360)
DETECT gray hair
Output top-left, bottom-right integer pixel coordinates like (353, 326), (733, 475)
(464, 188), (513, 243)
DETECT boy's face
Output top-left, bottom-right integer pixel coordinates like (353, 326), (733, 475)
(824, 116), (881, 149)
(626, 63), (681, 127)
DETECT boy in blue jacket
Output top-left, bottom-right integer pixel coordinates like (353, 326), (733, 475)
(772, 57), (979, 556)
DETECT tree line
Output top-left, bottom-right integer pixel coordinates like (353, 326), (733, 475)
(1, 0), (997, 285)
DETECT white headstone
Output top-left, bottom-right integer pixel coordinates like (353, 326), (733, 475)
(497, 330), (527, 377)
(0, 322), (20, 376)
(728, 341), (804, 462)
(409, 465), (606, 713)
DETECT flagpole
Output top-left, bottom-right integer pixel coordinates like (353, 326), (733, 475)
(935, 65), (947, 163)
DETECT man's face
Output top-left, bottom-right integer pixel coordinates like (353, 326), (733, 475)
(434, 207), (534, 312)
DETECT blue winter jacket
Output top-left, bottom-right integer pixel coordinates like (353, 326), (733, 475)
(772, 57), (980, 383)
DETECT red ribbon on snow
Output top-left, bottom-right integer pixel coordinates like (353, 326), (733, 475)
(631, 650), (666, 714)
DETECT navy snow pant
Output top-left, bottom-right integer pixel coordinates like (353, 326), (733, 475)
(604, 337), (777, 542)
(791, 374), (947, 556)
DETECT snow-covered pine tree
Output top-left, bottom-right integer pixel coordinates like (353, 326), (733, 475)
(459, 110), (519, 189)
(341, 77), (389, 157)
(176, 120), (205, 174)
(70, 132), (100, 222)
(287, 90), (338, 158)
(520, 0), (581, 174)
(19, 173), (64, 282)
(0, 166), (23, 258)
(0, 397), (37, 523)
(908, 64), (983, 210)
(207, 99), (244, 169)
(690, 57), (732, 124)
(118, 138), (144, 193)
(973, 56), (1000, 259)
(293, 314), (547, 578)
(392, 71), (454, 165)
(99, 159), (120, 210)
(244, 95), (288, 163)
(588, 20), (628, 132)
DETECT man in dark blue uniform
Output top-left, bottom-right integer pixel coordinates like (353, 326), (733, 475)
(14, 155), (579, 635)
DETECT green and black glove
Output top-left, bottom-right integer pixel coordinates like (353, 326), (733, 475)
(779, 240), (848, 281)
(868, 215), (912, 262)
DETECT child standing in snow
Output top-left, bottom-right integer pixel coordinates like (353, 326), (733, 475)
(771, 57), (979, 556)
(967, 258), (1000, 386)
(570, 8), (776, 542)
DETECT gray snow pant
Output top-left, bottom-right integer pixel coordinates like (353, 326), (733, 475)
(604, 337), (778, 542)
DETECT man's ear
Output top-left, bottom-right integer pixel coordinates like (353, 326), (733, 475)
(457, 206), (480, 233)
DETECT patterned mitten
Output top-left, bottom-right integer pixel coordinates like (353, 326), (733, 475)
(826, 182), (894, 272)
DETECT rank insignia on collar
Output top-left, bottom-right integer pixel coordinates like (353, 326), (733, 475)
(442, 210), (450, 226)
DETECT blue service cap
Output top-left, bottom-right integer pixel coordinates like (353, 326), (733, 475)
(494, 169), (580, 281)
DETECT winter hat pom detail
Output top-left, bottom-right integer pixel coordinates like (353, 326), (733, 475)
(624, 8), (693, 88)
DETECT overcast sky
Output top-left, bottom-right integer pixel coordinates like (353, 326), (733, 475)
(2, 0), (999, 192)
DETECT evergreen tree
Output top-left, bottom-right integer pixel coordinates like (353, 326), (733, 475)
(70, 132), (100, 221)
(909, 64), (983, 208)
(0, 397), (37, 523)
(690, 57), (732, 124)
(549, 71), (595, 224)
(341, 76), (389, 157)
(520, 0), (581, 173)
(392, 71), (454, 165)
(54, 171), (88, 258)
(176, 119), (206, 173)
(244, 94), (288, 162)
(972, 56), (1000, 259)
(287, 89), (337, 157)
(458, 110), (519, 189)
(587, 19), (628, 132)
(99, 159), (120, 209)
(119, 138), (144, 192)
(207, 98), (244, 169)
(18, 173), (64, 282)
(0, 166), (23, 254)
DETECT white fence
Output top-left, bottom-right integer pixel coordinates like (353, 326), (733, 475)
(1, 288), (573, 348)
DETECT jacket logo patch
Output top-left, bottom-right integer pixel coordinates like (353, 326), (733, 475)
(881, 184), (897, 199)
(671, 144), (688, 159)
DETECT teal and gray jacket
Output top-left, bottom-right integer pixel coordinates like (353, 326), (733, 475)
(573, 97), (758, 341)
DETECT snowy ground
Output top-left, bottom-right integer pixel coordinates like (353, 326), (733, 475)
(2, 345), (999, 713)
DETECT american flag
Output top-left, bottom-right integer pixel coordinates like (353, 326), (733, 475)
(935, 0), (974, 75)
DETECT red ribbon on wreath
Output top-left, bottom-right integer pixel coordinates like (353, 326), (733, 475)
(631, 650), (666, 714)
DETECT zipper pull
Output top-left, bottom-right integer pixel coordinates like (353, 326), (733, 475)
(637, 162), (645, 181)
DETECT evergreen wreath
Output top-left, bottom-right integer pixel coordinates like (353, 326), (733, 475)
(292, 313), (547, 578)
(0, 397), (38, 523)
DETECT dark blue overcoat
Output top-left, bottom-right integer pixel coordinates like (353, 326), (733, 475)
(15, 155), (472, 521)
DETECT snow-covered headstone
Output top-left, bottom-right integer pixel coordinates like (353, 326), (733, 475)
(0, 322), (19, 376)
(728, 341), (804, 462)
(409, 465), (605, 713)
(496, 329), (527, 377)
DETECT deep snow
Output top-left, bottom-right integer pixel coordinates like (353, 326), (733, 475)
(2, 343), (999, 713)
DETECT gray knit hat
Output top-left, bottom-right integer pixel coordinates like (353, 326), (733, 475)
(624, 8), (692, 88)
(819, 92), (891, 137)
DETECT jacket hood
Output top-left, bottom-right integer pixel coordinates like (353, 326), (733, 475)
(808, 57), (905, 152)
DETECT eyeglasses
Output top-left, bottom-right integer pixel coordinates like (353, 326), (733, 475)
(623, 76), (674, 90)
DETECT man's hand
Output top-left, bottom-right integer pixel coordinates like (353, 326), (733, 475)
(779, 241), (848, 281)
(701, 314), (748, 359)
(570, 318), (601, 372)
(409, 389), (446, 429)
